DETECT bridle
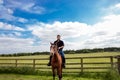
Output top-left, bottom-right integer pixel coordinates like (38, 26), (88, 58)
(50, 44), (56, 55)
(50, 42), (59, 56)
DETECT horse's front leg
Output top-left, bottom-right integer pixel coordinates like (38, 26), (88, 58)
(52, 67), (55, 80)
(58, 67), (62, 80)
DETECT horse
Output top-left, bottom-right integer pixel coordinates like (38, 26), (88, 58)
(50, 43), (62, 80)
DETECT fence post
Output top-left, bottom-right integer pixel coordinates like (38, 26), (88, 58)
(80, 58), (83, 73)
(15, 59), (18, 67)
(33, 59), (35, 70)
(110, 56), (113, 69)
(116, 56), (120, 74)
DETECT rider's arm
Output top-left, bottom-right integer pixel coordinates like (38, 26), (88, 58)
(58, 41), (64, 49)
(58, 46), (64, 49)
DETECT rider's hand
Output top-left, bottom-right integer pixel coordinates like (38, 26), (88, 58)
(58, 47), (61, 50)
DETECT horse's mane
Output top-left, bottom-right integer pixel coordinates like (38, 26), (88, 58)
(53, 53), (58, 62)
(53, 44), (59, 62)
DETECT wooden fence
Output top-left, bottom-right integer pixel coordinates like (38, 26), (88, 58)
(0, 55), (120, 73)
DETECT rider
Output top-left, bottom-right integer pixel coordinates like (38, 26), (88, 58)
(47, 35), (66, 68)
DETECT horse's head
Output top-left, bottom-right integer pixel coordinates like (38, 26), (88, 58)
(50, 42), (58, 55)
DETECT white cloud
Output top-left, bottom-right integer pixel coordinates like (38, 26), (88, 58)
(7, 8), (13, 14)
(0, 37), (39, 54)
(27, 14), (120, 50)
(102, 3), (120, 15)
(18, 18), (28, 23)
(28, 21), (90, 42)
(0, 2), (120, 54)
(115, 3), (120, 8)
(83, 14), (120, 48)
(0, 0), (28, 22)
(0, 0), (3, 4)
(0, 37), (33, 47)
(0, 4), (15, 21)
(22, 3), (45, 14)
(13, 32), (21, 36)
(0, 22), (25, 31)
(94, 14), (120, 34)
(5, 0), (45, 14)
(0, 14), (120, 53)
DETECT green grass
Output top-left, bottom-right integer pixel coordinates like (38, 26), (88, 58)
(0, 66), (120, 80)
(0, 52), (120, 73)
(0, 52), (120, 80)
(0, 52), (119, 58)
(0, 69), (119, 80)
(0, 74), (102, 80)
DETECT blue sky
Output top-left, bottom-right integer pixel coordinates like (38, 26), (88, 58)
(0, 0), (120, 54)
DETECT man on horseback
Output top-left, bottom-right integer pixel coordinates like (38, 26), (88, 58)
(47, 35), (66, 68)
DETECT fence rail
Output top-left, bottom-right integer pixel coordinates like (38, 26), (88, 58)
(0, 55), (120, 73)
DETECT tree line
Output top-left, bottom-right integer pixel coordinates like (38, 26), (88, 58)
(0, 47), (120, 57)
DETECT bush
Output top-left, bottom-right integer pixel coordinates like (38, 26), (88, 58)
(0, 67), (37, 75)
(76, 72), (105, 79)
(0, 66), (53, 76)
(103, 69), (120, 80)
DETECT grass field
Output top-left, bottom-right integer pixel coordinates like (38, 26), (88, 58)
(0, 52), (120, 80)
(0, 74), (103, 80)
(0, 52), (120, 72)
(0, 52), (119, 58)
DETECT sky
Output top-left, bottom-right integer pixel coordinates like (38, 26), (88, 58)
(0, 0), (120, 54)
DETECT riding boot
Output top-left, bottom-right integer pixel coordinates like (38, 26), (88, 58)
(47, 55), (52, 66)
(62, 57), (66, 68)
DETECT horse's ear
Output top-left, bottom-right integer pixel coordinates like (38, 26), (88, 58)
(50, 42), (52, 45)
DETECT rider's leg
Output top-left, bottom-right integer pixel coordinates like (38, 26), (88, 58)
(59, 50), (66, 68)
(47, 55), (52, 66)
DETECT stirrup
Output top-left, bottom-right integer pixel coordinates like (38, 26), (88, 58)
(47, 63), (51, 66)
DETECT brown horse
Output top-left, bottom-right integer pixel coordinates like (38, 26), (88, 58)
(50, 43), (62, 80)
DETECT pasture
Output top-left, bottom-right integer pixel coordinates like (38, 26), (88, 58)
(0, 74), (102, 80)
(0, 52), (120, 80)
(0, 52), (119, 72)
